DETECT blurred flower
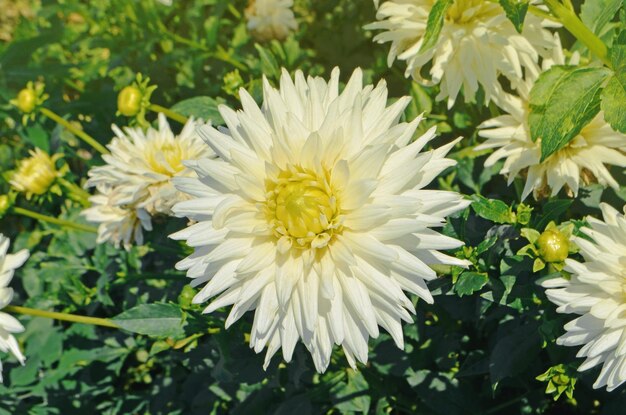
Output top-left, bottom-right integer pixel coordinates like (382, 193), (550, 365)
(245, 0), (297, 42)
(84, 114), (213, 248)
(10, 148), (62, 199)
(365, 0), (558, 107)
(83, 185), (152, 250)
(543, 203), (626, 392)
(0, 234), (30, 382)
(0, 0), (38, 42)
(477, 36), (626, 200)
(171, 67), (470, 372)
(156, 0), (172, 5)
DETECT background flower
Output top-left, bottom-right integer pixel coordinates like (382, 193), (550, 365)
(172, 67), (469, 372)
(245, 0), (298, 42)
(543, 203), (626, 392)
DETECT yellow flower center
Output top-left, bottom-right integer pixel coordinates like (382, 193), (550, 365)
(146, 141), (186, 176)
(266, 166), (342, 251)
(445, 0), (498, 24)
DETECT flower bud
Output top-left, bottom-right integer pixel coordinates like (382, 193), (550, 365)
(16, 88), (37, 114)
(10, 149), (61, 199)
(117, 86), (143, 117)
(0, 195), (10, 217)
(537, 229), (569, 263)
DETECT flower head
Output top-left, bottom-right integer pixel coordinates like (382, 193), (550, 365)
(171, 67), (469, 372)
(10, 148), (61, 199)
(84, 114), (212, 248)
(478, 36), (626, 200)
(366, 0), (558, 107)
(543, 203), (626, 391)
(0, 234), (29, 382)
(245, 0), (298, 42)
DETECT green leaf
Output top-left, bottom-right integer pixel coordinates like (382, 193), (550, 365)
(171, 96), (225, 125)
(471, 195), (514, 224)
(601, 31), (626, 133)
(455, 272), (489, 296)
(490, 322), (542, 386)
(528, 65), (611, 161)
(112, 303), (185, 338)
(498, 0), (529, 33)
(581, 0), (623, 35)
(255, 43), (281, 80)
(419, 0), (454, 53)
(535, 199), (573, 230)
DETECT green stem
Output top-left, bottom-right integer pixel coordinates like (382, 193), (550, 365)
(148, 104), (189, 124)
(543, 0), (611, 67)
(4, 305), (118, 328)
(12, 206), (98, 233)
(40, 108), (109, 155)
(57, 177), (91, 207)
(527, 5), (560, 23)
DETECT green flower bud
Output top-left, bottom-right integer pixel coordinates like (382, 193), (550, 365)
(117, 86), (143, 117)
(537, 229), (569, 263)
(16, 88), (37, 113)
(0, 195), (11, 217)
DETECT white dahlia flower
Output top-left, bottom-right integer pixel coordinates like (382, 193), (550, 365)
(478, 36), (626, 200)
(171, 67), (470, 372)
(0, 234), (29, 382)
(83, 185), (152, 250)
(84, 114), (213, 248)
(543, 203), (626, 391)
(245, 0), (297, 42)
(365, 0), (558, 107)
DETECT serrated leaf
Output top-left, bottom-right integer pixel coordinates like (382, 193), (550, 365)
(601, 31), (626, 132)
(581, 0), (623, 35)
(419, 0), (454, 53)
(112, 303), (184, 338)
(528, 65), (611, 161)
(171, 96), (225, 125)
(471, 195), (513, 224)
(455, 272), (489, 296)
(499, 0), (529, 33)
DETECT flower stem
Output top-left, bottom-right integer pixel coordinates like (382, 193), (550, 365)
(148, 104), (189, 124)
(57, 177), (91, 207)
(12, 206), (98, 233)
(543, 0), (611, 67)
(4, 305), (118, 328)
(39, 108), (109, 155)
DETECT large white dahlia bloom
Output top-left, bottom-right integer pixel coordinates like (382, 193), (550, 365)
(0, 234), (29, 382)
(245, 0), (298, 42)
(543, 203), (626, 391)
(84, 114), (213, 248)
(478, 36), (626, 200)
(171, 68), (470, 372)
(365, 0), (558, 107)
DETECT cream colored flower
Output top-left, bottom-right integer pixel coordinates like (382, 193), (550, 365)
(84, 114), (212, 248)
(245, 0), (297, 42)
(478, 36), (626, 200)
(82, 185), (152, 250)
(366, 0), (558, 107)
(0, 234), (29, 382)
(171, 68), (470, 372)
(543, 203), (626, 391)
(10, 148), (61, 199)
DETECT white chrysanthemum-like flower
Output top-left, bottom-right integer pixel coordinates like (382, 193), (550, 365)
(365, 0), (558, 107)
(0, 234), (29, 382)
(83, 185), (153, 250)
(245, 0), (297, 42)
(84, 114), (213, 248)
(543, 203), (626, 391)
(171, 67), (470, 372)
(478, 36), (626, 200)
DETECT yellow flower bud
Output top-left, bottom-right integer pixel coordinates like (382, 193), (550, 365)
(16, 88), (37, 114)
(537, 229), (569, 263)
(10, 149), (61, 198)
(0, 195), (10, 216)
(117, 86), (143, 117)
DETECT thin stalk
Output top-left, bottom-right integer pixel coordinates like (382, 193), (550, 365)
(148, 104), (189, 124)
(12, 206), (98, 234)
(40, 108), (109, 155)
(4, 305), (118, 328)
(58, 177), (91, 207)
(543, 0), (611, 67)
(527, 5), (560, 23)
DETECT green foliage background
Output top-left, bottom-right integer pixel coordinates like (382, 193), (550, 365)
(1, 0), (626, 413)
